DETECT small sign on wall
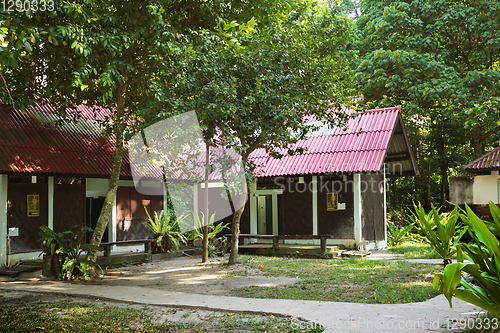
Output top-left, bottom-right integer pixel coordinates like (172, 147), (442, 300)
(326, 192), (338, 211)
(27, 194), (40, 217)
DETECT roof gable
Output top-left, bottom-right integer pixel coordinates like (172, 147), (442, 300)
(463, 146), (500, 174)
(250, 106), (418, 177)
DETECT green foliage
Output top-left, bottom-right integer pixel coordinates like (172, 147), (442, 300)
(355, 0), (500, 208)
(387, 222), (414, 246)
(143, 208), (186, 252)
(55, 226), (103, 281)
(409, 203), (466, 266)
(166, 3), (358, 169)
(39, 225), (102, 280)
(193, 211), (230, 257)
(433, 202), (500, 318)
(38, 226), (71, 256)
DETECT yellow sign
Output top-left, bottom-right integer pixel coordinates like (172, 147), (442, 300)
(27, 194), (40, 217)
(327, 192), (338, 211)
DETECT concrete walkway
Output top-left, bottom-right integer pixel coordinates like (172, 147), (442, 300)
(0, 280), (480, 332)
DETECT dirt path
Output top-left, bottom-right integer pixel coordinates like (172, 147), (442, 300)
(19, 256), (299, 296)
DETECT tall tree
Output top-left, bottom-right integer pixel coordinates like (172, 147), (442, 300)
(164, 3), (359, 264)
(354, 0), (500, 207)
(2, 1), (239, 275)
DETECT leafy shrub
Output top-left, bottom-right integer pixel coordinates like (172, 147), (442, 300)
(57, 226), (103, 280)
(193, 211), (230, 257)
(38, 226), (71, 256)
(387, 222), (414, 246)
(409, 203), (466, 267)
(143, 208), (186, 253)
(433, 202), (500, 318)
(39, 225), (102, 280)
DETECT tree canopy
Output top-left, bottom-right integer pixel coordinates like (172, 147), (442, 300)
(2, 0), (359, 267)
(140, 2), (359, 263)
(354, 0), (500, 208)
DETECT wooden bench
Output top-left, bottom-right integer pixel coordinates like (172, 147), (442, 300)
(99, 239), (156, 257)
(225, 234), (333, 252)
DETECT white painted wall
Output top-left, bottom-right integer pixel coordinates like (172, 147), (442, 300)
(86, 178), (109, 198)
(472, 171), (499, 204)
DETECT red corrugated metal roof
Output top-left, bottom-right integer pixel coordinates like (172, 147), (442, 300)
(1, 102), (404, 178)
(249, 106), (401, 177)
(0, 105), (131, 177)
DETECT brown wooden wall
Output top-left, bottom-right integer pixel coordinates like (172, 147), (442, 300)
(361, 173), (385, 241)
(282, 181), (313, 235)
(116, 187), (163, 241)
(7, 183), (48, 252)
(53, 184), (85, 235)
(317, 176), (354, 239)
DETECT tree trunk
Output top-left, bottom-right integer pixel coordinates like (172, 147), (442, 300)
(227, 205), (244, 265)
(85, 85), (127, 277)
(471, 127), (485, 159)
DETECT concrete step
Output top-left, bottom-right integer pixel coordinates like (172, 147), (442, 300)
(0, 262), (41, 278)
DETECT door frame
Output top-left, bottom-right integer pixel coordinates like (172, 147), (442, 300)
(251, 188), (283, 236)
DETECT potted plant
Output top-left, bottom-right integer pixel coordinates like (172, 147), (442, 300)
(56, 226), (103, 280)
(38, 226), (70, 279)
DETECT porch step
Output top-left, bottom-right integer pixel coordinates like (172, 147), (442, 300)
(0, 261), (41, 278)
(341, 250), (372, 258)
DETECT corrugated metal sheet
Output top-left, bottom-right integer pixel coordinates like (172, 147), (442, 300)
(463, 146), (500, 173)
(1, 102), (412, 179)
(0, 105), (131, 177)
(249, 107), (401, 177)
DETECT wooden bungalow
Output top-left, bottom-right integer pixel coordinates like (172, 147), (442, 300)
(0, 102), (417, 267)
(0, 103), (163, 268)
(236, 106), (418, 250)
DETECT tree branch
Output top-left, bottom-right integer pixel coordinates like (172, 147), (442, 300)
(480, 125), (500, 141)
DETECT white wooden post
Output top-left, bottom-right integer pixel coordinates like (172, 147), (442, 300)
(353, 174), (362, 246)
(272, 194), (278, 236)
(48, 177), (54, 229)
(312, 176), (318, 239)
(0, 175), (8, 268)
(250, 182), (257, 235)
(383, 164), (388, 248)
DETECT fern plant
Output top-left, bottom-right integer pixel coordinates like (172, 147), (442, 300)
(38, 226), (70, 256)
(56, 226), (103, 280)
(387, 223), (414, 246)
(143, 208), (186, 253)
(193, 211), (229, 257)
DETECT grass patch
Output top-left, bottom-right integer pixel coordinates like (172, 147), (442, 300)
(0, 300), (323, 332)
(388, 242), (456, 260)
(230, 256), (440, 304)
